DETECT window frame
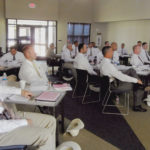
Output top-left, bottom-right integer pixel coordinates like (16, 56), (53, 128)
(6, 18), (57, 56)
(67, 22), (91, 44)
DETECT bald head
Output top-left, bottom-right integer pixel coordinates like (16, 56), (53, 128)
(111, 42), (118, 51)
(22, 44), (37, 61)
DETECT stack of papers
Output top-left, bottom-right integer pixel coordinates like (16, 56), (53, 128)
(53, 83), (72, 91)
(36, 91), (60, 102)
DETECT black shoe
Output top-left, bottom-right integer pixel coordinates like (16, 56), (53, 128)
(133, 105), (147, 112)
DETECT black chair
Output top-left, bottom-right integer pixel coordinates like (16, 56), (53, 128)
(72, 69), (101, 104)
(101, 76), (130, 115)
(0, 145), (27, 150)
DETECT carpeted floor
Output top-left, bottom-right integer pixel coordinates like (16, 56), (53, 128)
(63, 91), (146, 150)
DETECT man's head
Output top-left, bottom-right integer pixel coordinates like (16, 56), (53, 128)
(121, 43), (125, 49)
(10, 46), (17, 56)
(111, 42), (118, 51)
(137, 41), (142, 47)
(105, 41), (109, 46)
(142, 42), (148, 50)
(91, 42), (96, 47)
(102, 46), (113, 59)
(88, 42), (93, 48)
(22, 44), (36, 61)
(74, 41), (78, 47)
(78, 43), (87, 54)
(133, 45), (141, 55)
(67, 43), (73, 51)
(50, 43), (54, 49)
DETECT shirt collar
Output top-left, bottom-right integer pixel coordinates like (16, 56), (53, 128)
(103, 57), (111, 62)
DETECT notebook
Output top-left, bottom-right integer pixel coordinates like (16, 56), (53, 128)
(53, 83), (72, 91)
(36, 91), (60, 102)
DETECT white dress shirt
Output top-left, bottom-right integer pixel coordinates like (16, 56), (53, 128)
(74, 53), (97, 75)
(100, 58), (138, 83)
(0, 86), (28, 134)
(130, 54), (144, 67)
(72, 44), (79, 57)
(139, 48), (150, 63)
(86, 47), (100, 58)
(112, 51), (120, 64)
(97, 51), (104, 64)
(0, 52), (25, 66)
(61, 48), (75, 63)
(19, 59), (48, 84)
(118, 48), (128, 56)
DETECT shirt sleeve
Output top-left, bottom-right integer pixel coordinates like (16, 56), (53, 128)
(0, 119), (28, 134)
(110, 65), (138, 83)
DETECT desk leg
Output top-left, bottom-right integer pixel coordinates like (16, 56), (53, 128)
(53, 107), (59, 146)
(61, 100), (65, 133)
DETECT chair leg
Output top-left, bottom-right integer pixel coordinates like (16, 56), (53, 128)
(102, 92), (130, 115)
(82, 84), (100, 104)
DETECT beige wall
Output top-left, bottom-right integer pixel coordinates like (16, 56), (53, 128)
(5, 0), (93, 52)
(5, 0), (59, 20)
(0, 0), (6, 52)
(93, 0), (150, 22)
(96, 20), (150, 53)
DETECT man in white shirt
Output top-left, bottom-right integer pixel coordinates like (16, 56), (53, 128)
(130, 45), (145, 67)
(72, 41), (79, 57)
(19, 44), (49, 84)
(0, 46), (25, 66)
(139, 42), (150, 64)
(111, 42), (120, 65)
(61, 43), (76, 78)
(100, 46), (146, 112)
(118, 43), (128, 56)
(0, 86), (56, 150)
(74, 43), (97, 75)
(137, 41), (142, 48)
(105, 41), (110, 46)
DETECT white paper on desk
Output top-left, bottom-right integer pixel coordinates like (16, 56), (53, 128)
(53, 83), (72, 91)
(29, 82), (49, 92)
(7, 95), (28, 102)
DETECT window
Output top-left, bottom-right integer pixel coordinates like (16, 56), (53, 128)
(67, 23), (91, 44)
(7, 19), (57, 57)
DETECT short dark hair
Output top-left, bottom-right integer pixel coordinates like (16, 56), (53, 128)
(74, 40), (78, 44)
(142, 42), (147, 46)
(102, 46), (111, 56)
(137, 41), (142, 43)
(78, 43), (85, 52)
(10, 45), (17, 51)
(105, 41), (109, 45)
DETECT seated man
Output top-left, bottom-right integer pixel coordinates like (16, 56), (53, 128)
(139, 42), (150, 63)
(19, 44), (49, 84)
(111, 42), (120, 65)
(100, 46), (147, 112)
(130, 45), (145, 67)
(72, 40), (79, 57)
(118, 43), (128, 56)
(0, 85), (56, 150)
(74, 43), (97, 75)
(0, 45), (25, 66)
(61, 43), (76, 78)
(47, 43), (56, 59)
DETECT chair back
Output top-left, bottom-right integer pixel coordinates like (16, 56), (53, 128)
(76, 69), (88, 94)
(100, 76), (110, 100)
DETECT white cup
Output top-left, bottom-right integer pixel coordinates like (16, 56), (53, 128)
(20, 80), (26, 89)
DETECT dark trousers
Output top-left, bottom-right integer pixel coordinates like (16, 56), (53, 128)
(112, 68), (144, 107)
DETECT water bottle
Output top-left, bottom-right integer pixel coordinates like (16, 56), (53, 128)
(2, 72), (8, 86)
(116, 96), (120, 105)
